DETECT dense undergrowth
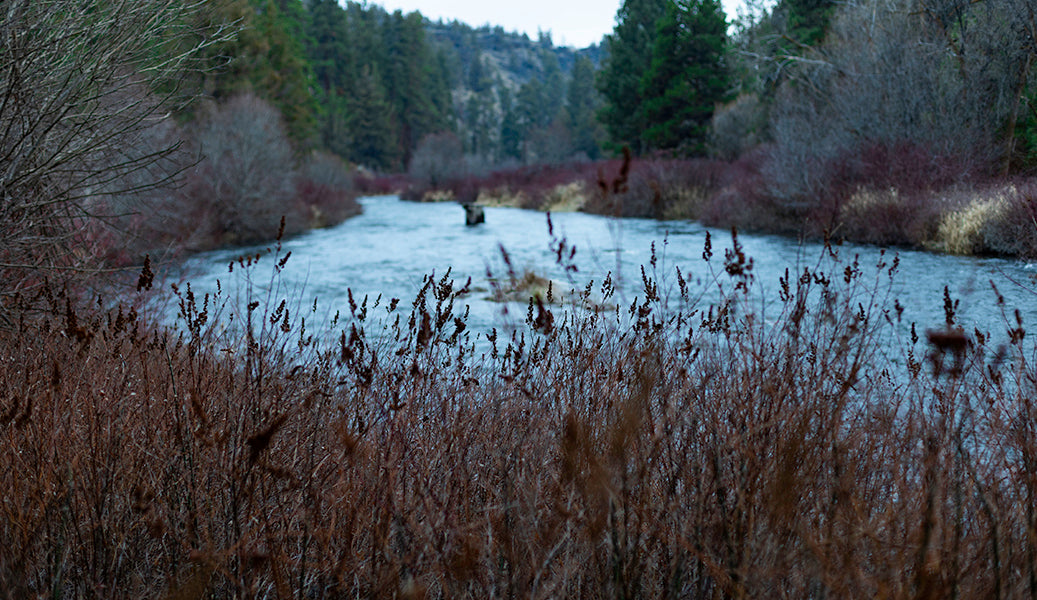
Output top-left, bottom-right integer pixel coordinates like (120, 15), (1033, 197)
(4, 229), (1037, 598)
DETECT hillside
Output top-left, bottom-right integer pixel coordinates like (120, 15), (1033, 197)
(425, 21), (604, 87)
(424, 19), (606, 167)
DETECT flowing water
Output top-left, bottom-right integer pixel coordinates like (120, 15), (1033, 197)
(173, 195), (1037, 345)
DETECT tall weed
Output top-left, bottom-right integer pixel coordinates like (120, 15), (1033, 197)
(2, 226), (1037, 597)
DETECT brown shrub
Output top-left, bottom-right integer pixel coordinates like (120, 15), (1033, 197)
(581, 157), (726, 219)
(290, 151), (361, 232)
(2, 239), (1036, 598)
(836, 186), (943, 247)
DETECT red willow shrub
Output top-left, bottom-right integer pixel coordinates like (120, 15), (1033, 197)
(445, 161), (614, 208)
(389, 145), (1037, 257)
(696, 146), (790, 233)
(600, 157), (726, 219)
(355, 172), (412, 196)
(777, 141), (982, 243)
(402, 154), (727, 219)
(3, 235), (1037, 598)
(290, 152), (362, 233)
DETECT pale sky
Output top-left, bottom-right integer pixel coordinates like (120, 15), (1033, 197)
(369, 0), (747, 49)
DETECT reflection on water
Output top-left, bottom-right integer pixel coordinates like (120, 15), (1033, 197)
(174, 195), (1037, 341)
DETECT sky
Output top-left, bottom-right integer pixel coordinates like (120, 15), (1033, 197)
(369, 0), (747, 49)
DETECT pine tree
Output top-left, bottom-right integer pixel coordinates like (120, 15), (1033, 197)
(426, 48), (455, 132)
(597, 0), (669, 155)
(539, 50), (566, 125)
(305, 0), (352, 157)
(783, 0), (835, 48)
(307, 0), (353, 92)
(468, 52), (492, 94)
(499, 87), (524, 161)
(248, 0), (319, 143)
(347, 65), (399, 170)
(640, 0), (728, 155)
(464, 88), (497, 158)
(302, 2), (455, 166)
(382, 11), (451, 166)
(515, 78), (546, 161)
(566, 55), (603, 159)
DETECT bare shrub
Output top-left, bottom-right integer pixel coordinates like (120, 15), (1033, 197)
(434, 160), (617, 210)
(764, 0), (1024, 207)
(184, 94), (296, 245)
(700, 185), (793, 233)
(583, 158), (726, 219)
(355, 171), (411, 196)
(291, 151), (360, 232)
(837, 186), (942, 247)
(408, 131), (465, 190)
(709, 93), (767, 160)
(698, 147), (791, 232)
(0, 0), (227, 296)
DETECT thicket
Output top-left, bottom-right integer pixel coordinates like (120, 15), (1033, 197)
(0, 0), (224, 298)
(179, 94), (360, 248)
(5, 228), (1037, 597)
(698, 0), (1037, 251)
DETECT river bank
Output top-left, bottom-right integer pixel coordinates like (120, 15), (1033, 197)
(385, 152), (1037, 260)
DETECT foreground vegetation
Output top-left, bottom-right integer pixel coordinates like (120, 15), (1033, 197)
(4, 233), (1037, 598)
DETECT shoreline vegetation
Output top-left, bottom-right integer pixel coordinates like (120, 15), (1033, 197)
(6, 233), (1037, 597)
(381, 151), (1037, 260)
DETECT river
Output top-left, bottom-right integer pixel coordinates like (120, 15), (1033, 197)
(173, 195), (1037, 345)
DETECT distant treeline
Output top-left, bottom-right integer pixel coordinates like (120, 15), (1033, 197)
(186, 0), (606, 172)
(221, 0), (1037, 182)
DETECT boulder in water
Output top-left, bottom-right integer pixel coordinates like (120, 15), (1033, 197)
(463, 203), (485, 226)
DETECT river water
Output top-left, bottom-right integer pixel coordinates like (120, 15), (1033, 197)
(173, 195), (1037, 344)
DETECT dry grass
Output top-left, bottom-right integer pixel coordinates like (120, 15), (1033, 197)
(836, 186), (939, 247)
(935, 182), (1037, 256)
(3, 230), (1037, 598)
(539, 182), (589, 212)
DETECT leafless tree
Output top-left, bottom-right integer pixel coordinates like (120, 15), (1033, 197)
(0, 0), (231, 295)
(709, 93), (766, 160)
(185, 94), (296, 245)
(991, 0), (1037, 172)
(408, 132), (465, 189)
(765, 0), (1037, 202)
